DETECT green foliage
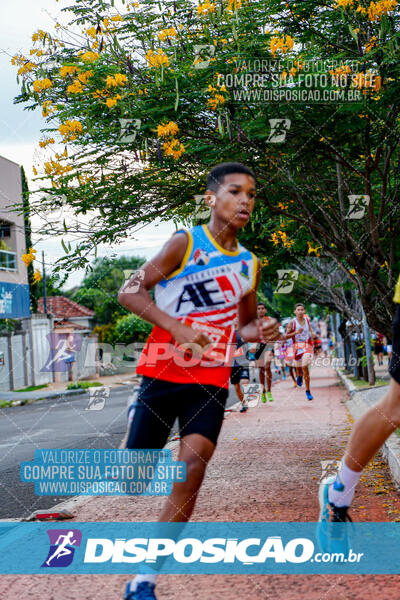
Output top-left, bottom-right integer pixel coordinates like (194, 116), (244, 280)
(71, 255), (145, 325)
(66, 380), (104, 389)
(111, 313), (153, 345)
(13, 0), (400, 335)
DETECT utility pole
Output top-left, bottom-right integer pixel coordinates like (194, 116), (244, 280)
(362, 307), (375, 385)
(42, 250), (47, 314)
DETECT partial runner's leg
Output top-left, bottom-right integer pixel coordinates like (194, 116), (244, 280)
(159, 433), (216, 522)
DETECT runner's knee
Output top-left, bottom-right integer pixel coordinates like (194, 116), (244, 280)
(183, 456), (208, 489)
(378, 381), (400, 426)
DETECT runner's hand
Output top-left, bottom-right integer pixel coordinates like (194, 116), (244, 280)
(169, 321), (211, 354)
(258, 318), (280, 343)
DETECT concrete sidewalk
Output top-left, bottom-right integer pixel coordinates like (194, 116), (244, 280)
(2, 365), (400, 599)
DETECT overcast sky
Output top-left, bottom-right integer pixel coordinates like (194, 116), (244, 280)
(0, 0), (174, 289)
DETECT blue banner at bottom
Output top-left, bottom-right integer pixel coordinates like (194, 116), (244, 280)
(0, 522), (399, 574)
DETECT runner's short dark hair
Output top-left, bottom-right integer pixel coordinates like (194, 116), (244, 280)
(206, 162), (256, 193)
(295, 302), (305, 309)
(257, 302), (267, 308)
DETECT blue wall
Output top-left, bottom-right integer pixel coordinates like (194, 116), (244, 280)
(0, 282), (30, 319)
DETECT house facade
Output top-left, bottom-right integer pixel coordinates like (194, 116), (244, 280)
(0, 155), (30, 319)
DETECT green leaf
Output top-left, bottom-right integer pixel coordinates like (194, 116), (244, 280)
(61, 239), (69, 254)
(174, 78), (179, 111)
(217, 115), (224, 135)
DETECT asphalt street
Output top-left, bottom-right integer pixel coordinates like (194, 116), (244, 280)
(0, 379), (248, 519)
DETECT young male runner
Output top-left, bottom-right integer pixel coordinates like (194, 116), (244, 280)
(285, 303), (314, 400)
(255, 302), (275, 403)
(318, 276), (400, 544)
(118, 162), (279, 600)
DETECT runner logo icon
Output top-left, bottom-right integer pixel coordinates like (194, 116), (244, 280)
(42, 529), (82, 568)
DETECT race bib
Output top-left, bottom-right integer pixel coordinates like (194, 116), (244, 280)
(175, 317), (235, 365)
(294, 342), (313, 362)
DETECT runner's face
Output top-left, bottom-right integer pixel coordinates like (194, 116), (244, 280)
(208, 173), (256, 228)
(295, 305), (305, 318)
(257, 304), (266, 318)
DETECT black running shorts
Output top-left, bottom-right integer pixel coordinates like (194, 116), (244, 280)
(230, 366), (250, 385)
(126, 376), (229, 448)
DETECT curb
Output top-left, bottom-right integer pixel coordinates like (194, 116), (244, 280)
(335, 368), (400, 490)
(0, 381), (140, 408)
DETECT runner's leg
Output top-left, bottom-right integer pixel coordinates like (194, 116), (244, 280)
(234, 382), (244, 404)
(159, 433), (216, 522)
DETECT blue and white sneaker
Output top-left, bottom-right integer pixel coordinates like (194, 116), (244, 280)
(317, 475), (352, 555)
(306, 390), (313, 401)
(125, 581), (157, 600)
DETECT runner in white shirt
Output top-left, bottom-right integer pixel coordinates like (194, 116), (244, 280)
(285, 303), (314, 400)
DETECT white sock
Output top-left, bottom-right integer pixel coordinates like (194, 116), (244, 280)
(130, 574), (158, 591)
(328, 459), (362, 507)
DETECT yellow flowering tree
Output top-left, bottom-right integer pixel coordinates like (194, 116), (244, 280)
(11, 0), (400, 335)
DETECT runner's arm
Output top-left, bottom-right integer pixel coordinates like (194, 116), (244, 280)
(118, 232), (210, 347)
(237, 260), (280, 343)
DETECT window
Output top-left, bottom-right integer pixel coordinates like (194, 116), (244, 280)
(0, 222), (11, 238)
(0, 250), (17, 271)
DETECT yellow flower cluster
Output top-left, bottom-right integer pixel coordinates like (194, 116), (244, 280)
(42, 100), (56, 117)
(66, 71), (94, 93)
(78, 70), (94, 84)
(39, 137), (55, 148)
(59, 119), (83, 142)
(12, 55), (38, 75)
(352, 71), (381, 90)
(32, 30), (47, 42)
(81, 51), (100, 62)
(33, 269), (42, 283)
(365, 36), (377, 51)
(335, 0), (354, 8)
(157, 122), (184, 160)
(111, 15), (123, 21)
(158, 27), (177, 41)
(271, 230), (294, 248)
(197, 1), (215, 14)
(307, 241), (321, 256)
(368, 0), (397, 21)
(163, 139), (185, 160)
(106, 73), (128, 87)
(85, 26), (98, 39)
(278, 201), (288, 210)
(92, 88), (110, 99)
(21, 248), (37, 267)
(44, 159), (73, 176)
(270, 35), (294, 57)
(145, 48), (169, 67)
(60, 65), (78, 78)
(33, 78), (52, 93)
(106, 94), (122, 108)
(67, 80), (84, 94)
(207, 83), (227, 111)
(19, 61), (37, 75)
(157, 121), (179, 137)
(329, 64), (352, 76)
(227, 0), (243, 12)
(11, 54), (25, 66)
